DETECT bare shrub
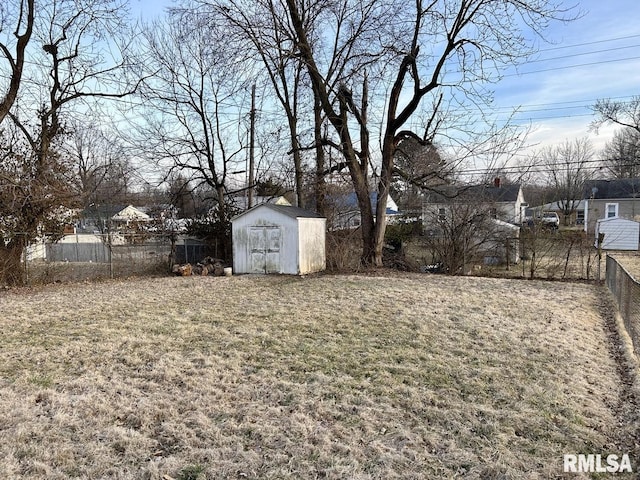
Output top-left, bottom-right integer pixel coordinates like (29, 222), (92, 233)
(326, 229), (361, 271)
(520, 227), (599, 280)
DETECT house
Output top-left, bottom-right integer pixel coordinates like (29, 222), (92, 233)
(78, 204), (151, 233)
(111, 205), (151, 226)
(231, 203), (326, 275)
(584, 179), (640, 234)
(421, 179), (524, 266)
(423, 179), (526, 226)
(328, 192), (400, 230)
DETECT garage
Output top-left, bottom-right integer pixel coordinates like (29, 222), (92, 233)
(232, 204), (326, 275)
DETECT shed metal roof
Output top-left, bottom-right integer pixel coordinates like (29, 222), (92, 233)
(232, 203), (324, 221)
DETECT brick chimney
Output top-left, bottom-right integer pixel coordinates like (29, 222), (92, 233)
(494, 177), (501, 188)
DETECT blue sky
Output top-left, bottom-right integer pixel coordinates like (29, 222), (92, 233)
(129, 0), (640, 156)
(130, 0), (170, 19)
(496, 0), (640, 153)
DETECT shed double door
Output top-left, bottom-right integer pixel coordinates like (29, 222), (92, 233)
(249, 226), (282, 273)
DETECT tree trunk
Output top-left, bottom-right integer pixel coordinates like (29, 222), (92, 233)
(350, 170), (376, 265)
(285, 115), (305, 208)
(283, 0), (376, 266)
(0, 239), (27, 286)
(313, 94), (327, 217)
(215, 184), (232, 261)
(372, 132), (397, 267)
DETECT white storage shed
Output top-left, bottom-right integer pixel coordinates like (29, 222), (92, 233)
(595, 217), (640, 251)
(232, 204), (326, 275)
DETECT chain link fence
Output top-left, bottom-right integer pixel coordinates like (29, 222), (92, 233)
(606, 254), (640, 355)
(18, 233), (221, 285)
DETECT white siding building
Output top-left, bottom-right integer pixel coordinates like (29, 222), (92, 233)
(232, 204), (326, 275)
(595, 217), (640, 251)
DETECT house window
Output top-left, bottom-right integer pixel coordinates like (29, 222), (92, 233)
(576, 210), (585, 224)
(605, 203), (618, 218)
(438, 208), (446, 222)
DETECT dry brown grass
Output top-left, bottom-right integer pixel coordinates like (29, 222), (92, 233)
(610, 253), (640, 281)
(0, 273), (637, 479)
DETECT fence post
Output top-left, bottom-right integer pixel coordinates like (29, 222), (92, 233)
(108, 233), (114, 279)
(596, 233), (604, 284)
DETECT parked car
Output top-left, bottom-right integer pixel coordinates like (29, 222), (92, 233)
(541, 211), (560, 229)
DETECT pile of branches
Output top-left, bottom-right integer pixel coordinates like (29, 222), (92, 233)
(172, 256), (228, 277)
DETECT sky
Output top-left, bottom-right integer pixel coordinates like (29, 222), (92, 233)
(129, 0), (640, 158)
(494, 0), (640, 155)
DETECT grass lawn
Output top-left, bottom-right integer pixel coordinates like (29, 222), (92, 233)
(0, 273), (637, 479)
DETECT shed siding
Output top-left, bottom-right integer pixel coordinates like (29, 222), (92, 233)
(232, 210), (298, 274)
(231, 222), (248, 273)
(232, 205), (326, 275)
(596, 218), (640, 251)
(297, 217), (326, 274)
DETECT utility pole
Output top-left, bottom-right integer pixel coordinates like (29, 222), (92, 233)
(248, 84), (256, 209)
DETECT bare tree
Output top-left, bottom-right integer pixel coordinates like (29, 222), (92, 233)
(209, 0), (312, 208)
(423, 198), (515, 275)
(284, 0), (573, 266)
(538, 138), (594, 225)
(284, 0), (400, 265)
(0, 0), (139, 285)
(601, 127), (640, 179)
(0, 123), (74, 284)
(62, 122), (134, 208)
(0, 0), (34, 124)
(593, 96), (640, 135)
(131, 10), (253, 259)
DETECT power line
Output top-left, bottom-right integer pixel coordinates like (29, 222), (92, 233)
(536, 34), (640, 53)
(504, 56), (640, 77)
(526, 44), (640, 65)
(496, 95), (634, 110)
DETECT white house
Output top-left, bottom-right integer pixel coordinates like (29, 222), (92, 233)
(423, 180), (526, 226)
(232, 203), (326, 275)
(111, 205), (151, 225)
